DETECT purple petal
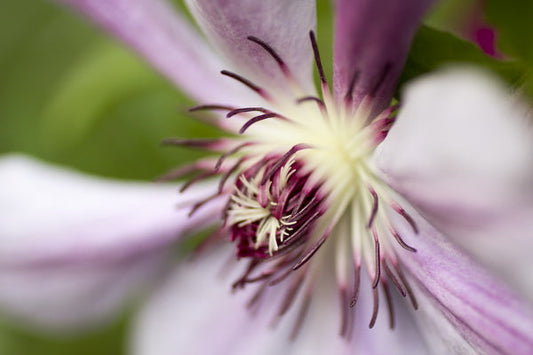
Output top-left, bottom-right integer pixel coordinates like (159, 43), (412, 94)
(186, 0), (316, 98)
(0, 155), (222, 331)
(333, 0), (434, 112)
(132, 247), (428, 355)
(60, 0), (255, 105)
(392, 208), (533, 354)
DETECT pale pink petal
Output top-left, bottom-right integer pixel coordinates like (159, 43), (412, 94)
(0, 155), (222, 331)
(0, 252), (169, 333)
(60, 0), (254, 106)
(375, 67), (533, 297)
(392, 208), (533, 354)
(186, 0), (316, 98)
(377, 67), (533, 226)
(333, 0), (435, 112)
(0, 155), (223, 264)
(132, 247), (428, 355)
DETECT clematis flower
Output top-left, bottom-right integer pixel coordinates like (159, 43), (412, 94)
(2, 0), (533, 354)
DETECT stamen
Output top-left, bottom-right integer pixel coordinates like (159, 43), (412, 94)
(292, 232), (328, 271)
(296, 96), (327, 116)
(247, 36), (291, 78)
(218, 157), (247, 193)
(345, 70), (360, 104)
(227, 107), (270, 118)
(160, 138), (225, 150)
(180, 171), (219, 192)
(339, 287), (352, 337)
(369, 62), (392, 96)
(261, 144), (310, 185)
(277, 273), (306, 317)
(170, 34), (421, 337)
(383, 259), (406, 297)
(371, 228), (381, 289)
(221, 70), (271, 100)
(290, 290), (312, 340)
(155, 160), (215, 182)
(246, 279), (269, 311)
(188, 192), (220, 217)
(283, 211), (321, 245)
(381, 281), (395, 329)
(390, 229), (417, 253)
(215, 142), (253, 171)
(350, 264), (361, 307)
(189, 104), (235, 112)
(392, 203), (419, 234)
(395, 263), (418, 310)
(232, 260), (260, 290)
(309, 31), (327, 87)
(367, 186), (379, 228)
(239, 113), (279, 134)
(369, 287), (379, 329)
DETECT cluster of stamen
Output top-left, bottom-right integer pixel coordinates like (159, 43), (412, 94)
(226, 158), (325, 259)
(162, 31), (420, 338)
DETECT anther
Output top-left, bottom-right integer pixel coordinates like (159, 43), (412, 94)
(369, 287), (380, 328)
(390, 229), (417, 253)
(350, 264), (361, 308)
(371, 229), (381, 289)
(247, 36), (291, 78)
(309, 31), (327, 86)
(189, 104), (235, 112)
(221, 70), (271, 100)
(392, 204), (419, 234)
(226, 107), (270, 118)
(381, 281), (395, 329)
(239, 113), (279, 134)
(367, 187), (379, 228)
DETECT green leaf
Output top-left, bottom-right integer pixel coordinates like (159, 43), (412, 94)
(400, 26), (523, 93)
(0, 0), (219, 180)
(485, 0), (533, 64)
(484, 0), (533, 97)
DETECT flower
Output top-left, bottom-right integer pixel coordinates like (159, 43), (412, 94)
(2, 0), (533, 354)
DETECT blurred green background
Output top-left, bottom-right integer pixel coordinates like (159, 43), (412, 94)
(0, 0), (531, 353)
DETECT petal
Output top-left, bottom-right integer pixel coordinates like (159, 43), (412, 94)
(132, 246), (428, 355)
(377, 67), (533, 224)
(186, 0), (316, 98)
(0, 154), (222, 331)
(60, 0), (254, 105)
(333, 0), (435, 112)
(392, 208), (533, 354)
(375, 68), (533, 297)
(0, 251), (168, 333)
(0, 154), (223, 264)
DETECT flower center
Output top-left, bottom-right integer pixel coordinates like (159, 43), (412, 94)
(227, 157), (325, 258)
(166, 32), (419, 338)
